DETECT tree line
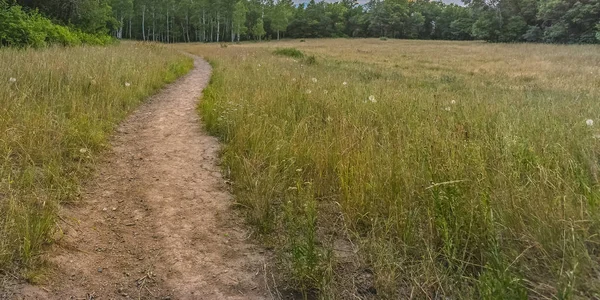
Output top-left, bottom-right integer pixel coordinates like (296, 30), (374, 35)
(3, 0), (600, 46)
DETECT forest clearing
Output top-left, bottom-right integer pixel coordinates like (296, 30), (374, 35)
(1, 0), (600, 298)
(1, 38), (600, 299)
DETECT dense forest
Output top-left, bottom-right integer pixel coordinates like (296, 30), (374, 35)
(2, 0), (600, 46)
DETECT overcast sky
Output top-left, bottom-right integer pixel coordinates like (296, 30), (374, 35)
(293, 0), (464, 5)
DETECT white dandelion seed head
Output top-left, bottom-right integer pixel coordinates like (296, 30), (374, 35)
(9, 77), (16, 83)
(306, 89), (312, 94)
(368, 95), (377, 103)
(311, 77), (318, 83)
(451, 100), (456, 105)
(125, 82), (131, 87)
(586, 119), (594, 126)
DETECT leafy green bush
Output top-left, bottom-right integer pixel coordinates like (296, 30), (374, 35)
(0, 2), (112, 48)
(273, 47), (305, 58)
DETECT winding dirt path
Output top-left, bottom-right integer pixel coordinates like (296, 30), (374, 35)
(14, 56), (270, 299)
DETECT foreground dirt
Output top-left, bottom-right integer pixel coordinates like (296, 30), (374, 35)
(8, 57), (270, 299)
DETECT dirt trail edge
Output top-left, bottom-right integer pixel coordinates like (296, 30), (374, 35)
(15, 56), (270, 299)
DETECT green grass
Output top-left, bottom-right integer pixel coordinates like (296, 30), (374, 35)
(273, 47), (305, 58)
(180, 39), (600, 299)
(0, 42), (192, 278)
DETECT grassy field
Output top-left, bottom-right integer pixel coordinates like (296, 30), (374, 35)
(178, 39), (600, 299)
(0, 43), (192, 279)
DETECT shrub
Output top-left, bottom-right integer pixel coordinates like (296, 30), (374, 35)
(0, 2), (112, 48)
(273, 47), (305, 58)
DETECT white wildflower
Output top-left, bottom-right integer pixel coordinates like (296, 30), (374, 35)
(292, 78), (297, 82)
(587, 119), (594, 126)
(125, 82), (131, 87)
(368, 95), (377, 103)
(258, 64), (261, 67)
(306, 89), (312, 94)
(296, 169), (302, 172)
(444, 107), (451, 111)
(311, 77), (318, 83)
(342, 81), (348, 86)
(79, 148), (88, 154)
(9, 77), (16, 83)
(451, 100), (456, 105)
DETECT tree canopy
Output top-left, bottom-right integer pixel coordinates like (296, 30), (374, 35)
(2, 0), (599, 45)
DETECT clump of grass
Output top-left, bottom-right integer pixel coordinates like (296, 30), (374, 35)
(0, 42), (192, 277)
(303, 55), (317, 65)
(379, 36), (388, 41)
(273, 47), (305, 58)
(179, 40), (600, 298)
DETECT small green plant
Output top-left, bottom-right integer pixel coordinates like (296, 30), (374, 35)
(379, 36), (388, 41)
(273, 47), (305, 58)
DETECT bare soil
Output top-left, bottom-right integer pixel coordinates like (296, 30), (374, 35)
(8, 56), (270, 299)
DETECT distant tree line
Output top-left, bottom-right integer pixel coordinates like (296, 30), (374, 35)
(2, 0), (600, 46)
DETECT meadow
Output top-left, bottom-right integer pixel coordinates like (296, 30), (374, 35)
(0, 43), (192, 278)
(178, 39), (600, 299)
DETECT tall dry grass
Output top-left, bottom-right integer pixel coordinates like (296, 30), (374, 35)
(0, 42), (192, 279)
(180, 39), (600, 299)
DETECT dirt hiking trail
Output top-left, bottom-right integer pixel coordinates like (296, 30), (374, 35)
(12, 56), (270, 299)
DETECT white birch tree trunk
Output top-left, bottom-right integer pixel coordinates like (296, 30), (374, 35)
(216, 12), (220, 43)
(142, 6), (146, 41)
